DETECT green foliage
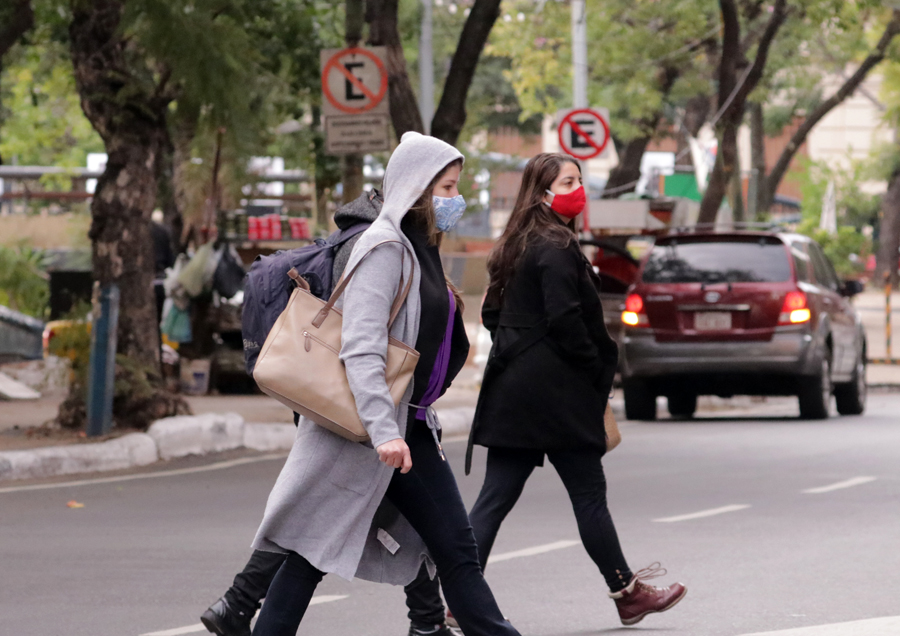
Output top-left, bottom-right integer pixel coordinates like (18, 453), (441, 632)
(0, 36), (103, 180)
(794, 157), (878, 276)
(0, 242), (50, 319)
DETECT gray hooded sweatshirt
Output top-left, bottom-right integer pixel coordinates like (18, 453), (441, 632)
(251, 132), (464, 584)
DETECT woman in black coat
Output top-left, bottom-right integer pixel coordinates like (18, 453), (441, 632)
(465, 153), (687, 627)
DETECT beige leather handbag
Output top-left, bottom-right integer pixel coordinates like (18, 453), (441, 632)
(253, 241), (420, 443)
(604, 402), (622, 452)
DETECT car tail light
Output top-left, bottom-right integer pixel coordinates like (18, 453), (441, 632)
(779, 290), (810, 325)
(622, 293), (649, 327)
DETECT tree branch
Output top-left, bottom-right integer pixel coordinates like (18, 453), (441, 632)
(365, 0), (423, 138)
(732, 0), (787, 111)
(762, 8), (900, 210)
(0, 0), (33, 59)
(430, 0), (502, 145)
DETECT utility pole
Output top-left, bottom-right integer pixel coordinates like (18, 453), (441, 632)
(419, 0), (434, 134)
(571, 0), (590, 234)
(343, 0), (365, 205)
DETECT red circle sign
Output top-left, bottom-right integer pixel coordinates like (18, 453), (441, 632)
(558, 109), (610, 160)
(321, 47), (389, 115)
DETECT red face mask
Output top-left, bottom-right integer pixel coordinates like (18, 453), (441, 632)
(545, 186), (586, 218)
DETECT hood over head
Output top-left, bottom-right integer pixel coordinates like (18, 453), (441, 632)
(379, 132), (464, 229)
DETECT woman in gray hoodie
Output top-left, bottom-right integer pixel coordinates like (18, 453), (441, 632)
(249, 133), (520, 636)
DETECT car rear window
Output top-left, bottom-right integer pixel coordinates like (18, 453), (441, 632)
(642, 238), (791, 284)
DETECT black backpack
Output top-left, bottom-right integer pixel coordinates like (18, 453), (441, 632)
(241, 222), (370, 375)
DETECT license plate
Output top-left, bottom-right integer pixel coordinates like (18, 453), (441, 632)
(694, 311), (732, 330)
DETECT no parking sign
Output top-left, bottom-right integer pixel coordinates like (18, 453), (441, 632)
(556, 108), (611, 160)
(320, 46), (391, 154)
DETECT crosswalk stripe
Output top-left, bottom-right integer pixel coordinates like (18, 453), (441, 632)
(138, 595), (347, 636)
(737, 615), (900, 635)
(802, 476), (877, 494)
(487, 539), (581, 563)
(653, 504), (751, 523)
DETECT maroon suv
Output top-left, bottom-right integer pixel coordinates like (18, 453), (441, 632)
(620, 230), (866, 420)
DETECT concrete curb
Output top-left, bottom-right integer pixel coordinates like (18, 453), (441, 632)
(0, 407), (476, 483)
(0, 433), (158, 481)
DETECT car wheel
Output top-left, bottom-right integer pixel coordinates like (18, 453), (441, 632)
(835, 347), (866, 416)
(798, 355), (832, 420)
(667, 393), (697, 419)
(624, 379), (657, 421)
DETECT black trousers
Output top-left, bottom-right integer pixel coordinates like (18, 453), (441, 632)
(469, 446), (634, 592)
(224, 553), (444, 626)
(252, 422), (519, 636)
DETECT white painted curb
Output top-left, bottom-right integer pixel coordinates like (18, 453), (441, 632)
(243, 423), (297, 451)
(0, 407), (475, 483)
(0, 433), (158, 481)
(147, 412), (245, 460)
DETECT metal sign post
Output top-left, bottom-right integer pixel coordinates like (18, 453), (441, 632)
(86, 283), (119, 437)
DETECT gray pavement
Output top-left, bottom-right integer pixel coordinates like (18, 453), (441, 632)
(2, 391), (899, 636)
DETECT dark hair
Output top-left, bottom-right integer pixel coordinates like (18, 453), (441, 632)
(486, 153), (579, 303)
(406, 158), (465, 246)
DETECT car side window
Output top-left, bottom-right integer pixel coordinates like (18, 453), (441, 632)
(810, 243), (839, 291)
(790, 242), (811, 283)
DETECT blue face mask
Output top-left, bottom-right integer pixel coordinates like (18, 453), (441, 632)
(433, 194), (467, 232)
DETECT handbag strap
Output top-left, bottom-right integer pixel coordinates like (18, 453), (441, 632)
(312, 239), (416, 329)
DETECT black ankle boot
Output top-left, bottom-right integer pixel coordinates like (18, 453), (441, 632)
(201, 597), (252, 636)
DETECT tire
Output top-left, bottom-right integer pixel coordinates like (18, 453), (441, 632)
(798, 355), (832, 420)
(667, 393), (697, 419)
(835, 347), (866, 415)
(624, 379), (657, 421)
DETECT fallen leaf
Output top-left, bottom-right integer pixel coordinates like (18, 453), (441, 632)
(66, 500), (84, 509)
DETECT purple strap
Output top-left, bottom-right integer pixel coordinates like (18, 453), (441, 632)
(415, 289), (456, 420)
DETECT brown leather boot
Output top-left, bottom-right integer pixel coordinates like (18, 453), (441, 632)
(608, 563), (687, 626)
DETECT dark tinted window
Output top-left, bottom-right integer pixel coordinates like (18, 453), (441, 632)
(642, 238), (792, 284)
(791, 242), (811, 282)
(809, 243), (839, 291)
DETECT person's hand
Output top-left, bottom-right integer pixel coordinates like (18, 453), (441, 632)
(376, 439), (412, 473)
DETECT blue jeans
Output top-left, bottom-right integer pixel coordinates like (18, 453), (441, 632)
(252, 422), (519, 636)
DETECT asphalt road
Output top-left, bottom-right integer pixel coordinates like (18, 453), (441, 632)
(2, 392), (899, 636)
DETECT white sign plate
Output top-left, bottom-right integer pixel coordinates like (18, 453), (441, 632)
(325, 115), (390, 155)
(556, 108), (612, 160)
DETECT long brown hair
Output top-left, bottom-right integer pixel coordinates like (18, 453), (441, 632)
(405, 157), (466, 311)
(486, 153), (579, 303)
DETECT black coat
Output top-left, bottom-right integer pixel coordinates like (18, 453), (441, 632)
(471, 234), (618, 455)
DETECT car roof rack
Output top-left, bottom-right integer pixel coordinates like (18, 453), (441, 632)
(663, 221), (788, 235)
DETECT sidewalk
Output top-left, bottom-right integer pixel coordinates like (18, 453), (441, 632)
(852, 290), (900, 385)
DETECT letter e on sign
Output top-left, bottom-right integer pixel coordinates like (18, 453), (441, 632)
(556, 108), (611, 160)
(320, 47), (389, 118)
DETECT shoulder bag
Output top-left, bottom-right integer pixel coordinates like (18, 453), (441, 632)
(253, 241), (420, 443)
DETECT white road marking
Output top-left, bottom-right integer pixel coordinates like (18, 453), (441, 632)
(487, 539), (581, 564)
(737, 614), (900, 635)
(0, 453), (288, 494)
(140, 624), (205, 636)
(138, 595), (348, 636)
(802, 476), (877, 494)
(653, 504), (751, 523)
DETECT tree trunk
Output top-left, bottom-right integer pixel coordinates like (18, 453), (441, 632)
(366, 0), (424, 139)
(64, 0), (188, 431)
(730, 153), (745, 222)
(603, 136), (650, 197)
(156, 126), (183, 254)
(758, 9), (900, 214)
(0, 0), (35, 165)
(749, 101), (766, 219)
(676, 94), (711, 170)
(430, 0), (502, 146)
(699, 121), (738, 224)
(698, 0), (786, 224)
(876, 168), (900, 289)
